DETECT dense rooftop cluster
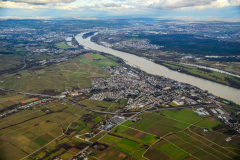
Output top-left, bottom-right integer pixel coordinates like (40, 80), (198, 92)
(80, 66), (208, 110)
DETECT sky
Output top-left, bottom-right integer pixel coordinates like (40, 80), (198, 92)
(0, 0), (240, 18)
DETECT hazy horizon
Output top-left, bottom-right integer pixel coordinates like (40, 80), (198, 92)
(0, 0), (240, 18)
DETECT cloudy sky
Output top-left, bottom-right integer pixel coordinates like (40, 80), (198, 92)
(0, 0), (240, 18)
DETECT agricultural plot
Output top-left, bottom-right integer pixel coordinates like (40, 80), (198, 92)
(80, 54), (119, 67)
(174, 131), (237, 159)
(0, 59), (110, 92)
(0, 54), (23, 71)
(123, 112), (191, 137)
(80, 100), (125, 112)
(0, 99), (86, 160)
(114, 138), (140, 154)
(160, 109), (202, 124)
(0, 92), (26, 110)
(92, 116), (103, 123)
(54, 42), (73, 49)
(88, 53), (105, 59)
(194, 117), (221, 130)
(99, 135), (122, 145)
(96, 147), (127, 160)
(144, 148), (173, 160)
(158, 142), (189, 160)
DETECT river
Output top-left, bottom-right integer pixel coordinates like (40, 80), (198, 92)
(75, 33), (240, 104)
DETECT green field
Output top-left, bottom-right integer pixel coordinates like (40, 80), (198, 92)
(96, 147), (127, 160)
(142, 135), (158, 145)
(160, 109), (202, 124)
(0, 54), (23, 71)
(0, 93), (26, 110)
(100, 135), (122, 145)
(0, 58), (110, 92)
(92, 116), (103, 123)
(80, 58), (119, 67)
(80, 100), (126, 112)
(54, 42), (73, 49)
(158, 142), (189, 160)
(162, 62), (240, 89)
(0, 100), (86, 160)
(89, 53), (105, 59)
(114, 138), (140, 154)
(195, 117), (221, 130)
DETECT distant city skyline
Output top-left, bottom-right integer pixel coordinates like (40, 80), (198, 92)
(0, 0), (240, 18)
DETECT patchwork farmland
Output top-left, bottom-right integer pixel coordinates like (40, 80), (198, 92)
(98, 110), (240, 160)
(0, 55), (113, 93)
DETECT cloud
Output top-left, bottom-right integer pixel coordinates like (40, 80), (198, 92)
(95, 2), (122, 8)
(0, 1), (49, 9)
(2, 0), (76, 5)
(150, 0), (240, 10)
(150, 0), (217, 10)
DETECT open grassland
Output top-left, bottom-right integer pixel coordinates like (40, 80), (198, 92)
(54, 42), (73, 49)
(0, 100), (86, 160)
(0, 58), (110, 92)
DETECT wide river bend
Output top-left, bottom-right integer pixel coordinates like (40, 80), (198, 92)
(75, 33), (240, 104)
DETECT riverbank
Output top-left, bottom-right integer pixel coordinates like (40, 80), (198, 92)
(155, 61), (240, 90)
(75, 33), (240, 105)
(108, 46), (240, 90)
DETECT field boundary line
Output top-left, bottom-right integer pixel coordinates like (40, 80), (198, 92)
(183, 131), (232, 159)
(19, 114), (77, 151)
(225, 147), (240, 150)
(0, 94), (25, 102)
(174, 134), (232, 159)
(188, 128), (238, 156)
(120, 125), (157, 137)
(0, 112), (60, 150)
(163, 137), (200, 160)
(20, 109), (87, 160)
(142, 132), (172, 160)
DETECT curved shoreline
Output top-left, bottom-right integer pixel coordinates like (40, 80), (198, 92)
(75, 32), (240, 105)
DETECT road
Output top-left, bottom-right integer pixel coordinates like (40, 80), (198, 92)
(1, 87), (240, 116)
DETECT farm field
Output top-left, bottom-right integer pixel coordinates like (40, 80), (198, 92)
(0, 92), (27, 110)
(80, 100), (126, 112)
(105, 110), (240, 159)
(160, 109), (202, 124)
(194, 117), (221, 130)
(0, 54), (24, 72)
(0, 100), (87, 160)
(54, 42), (73, 49)
(99, 135), (122, 145)
(114, 138), (140, 154)
(0, 57), (110, 92)
(80, 54), (119, 67)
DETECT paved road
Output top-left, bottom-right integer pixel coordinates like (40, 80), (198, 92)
(1, 87), (240, 116)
